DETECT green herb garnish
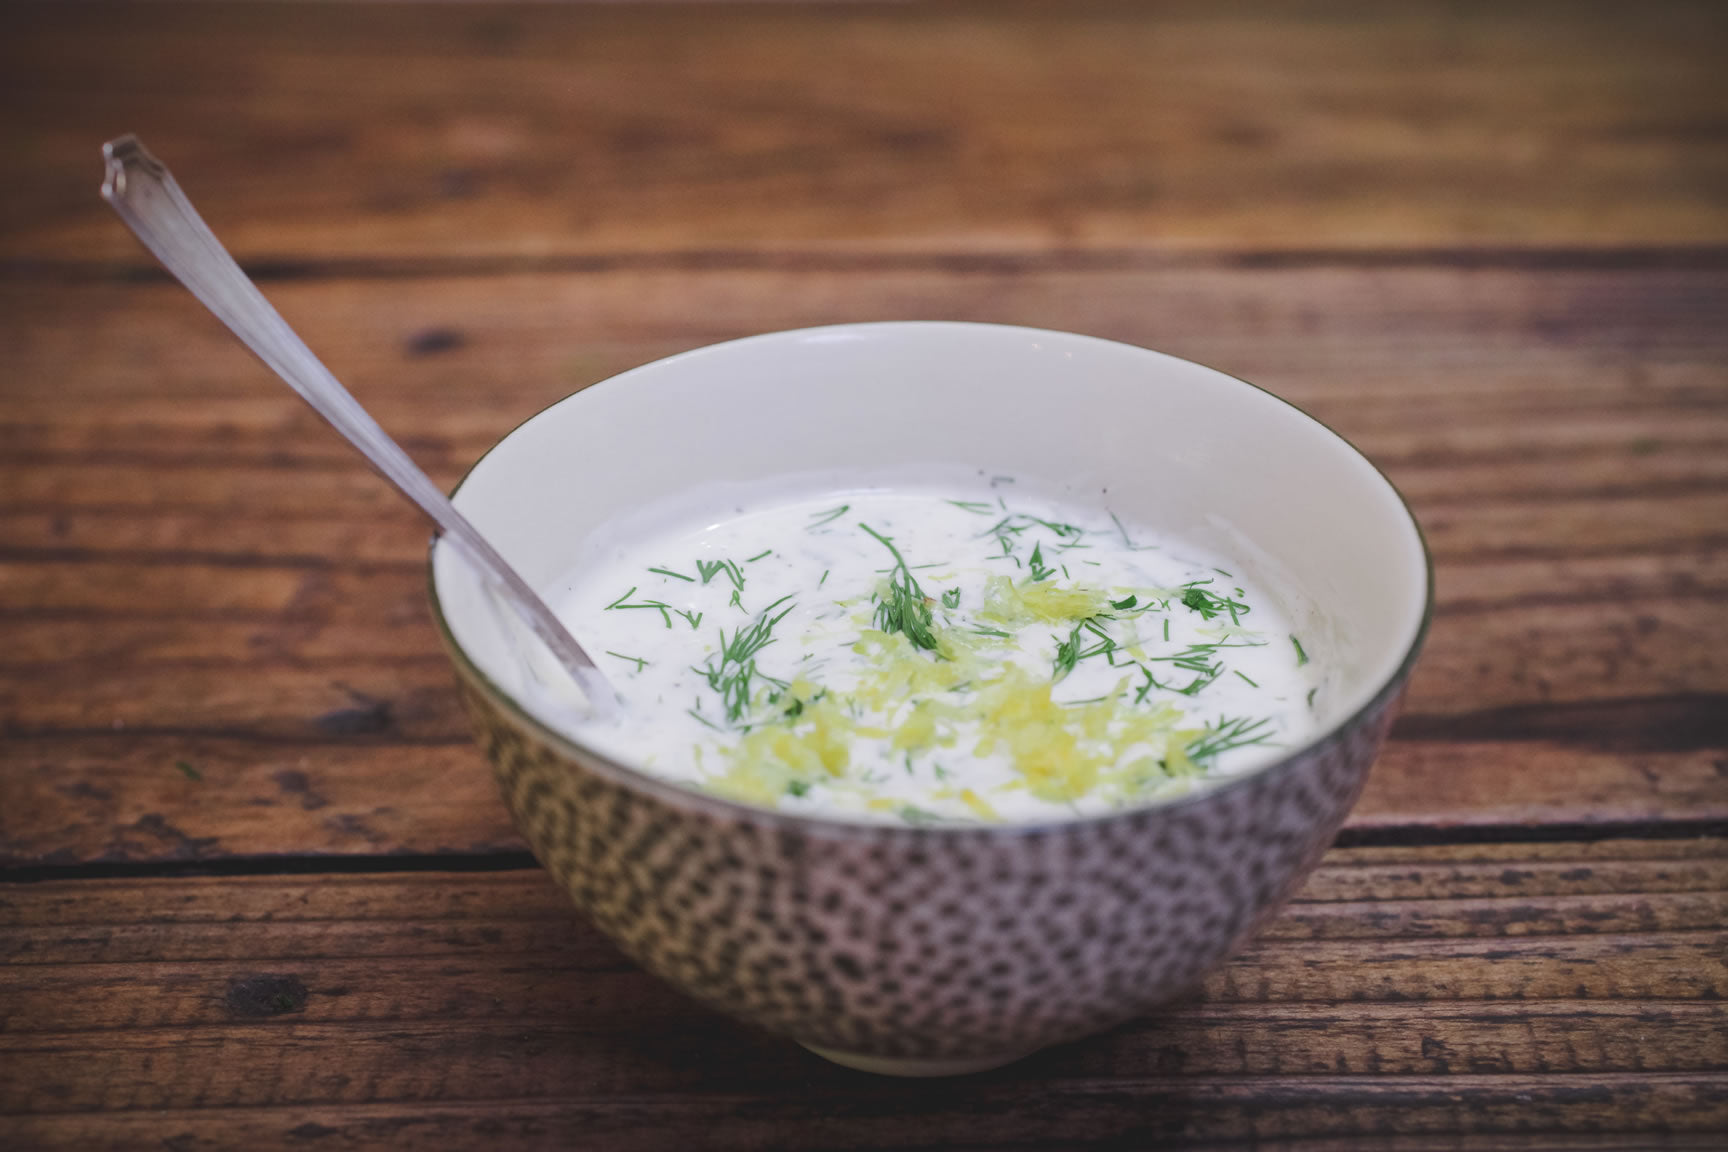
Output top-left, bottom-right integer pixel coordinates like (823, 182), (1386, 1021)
(173, 759), (203, 782)
(649, 566), (694, 582)
(1052, 617), (1116, 680)
(606, 651), (650, 673)
(807, 504), (850, 529)
(1186, 716), (1274, 764)
(604, 587), (674, 628)
(1028, 542), (1054, 582)
(860, 523), (940, 652)
(696, 595), (797, 723)
(1291, 635), (1309, 666)
(1180, 584), (1249, 624)
(941, 588), (961, 609)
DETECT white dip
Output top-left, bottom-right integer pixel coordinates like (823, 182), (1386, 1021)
(548, 484), (1323, 825)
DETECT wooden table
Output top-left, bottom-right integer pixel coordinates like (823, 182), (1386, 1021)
(3, 2), (1725, 1147)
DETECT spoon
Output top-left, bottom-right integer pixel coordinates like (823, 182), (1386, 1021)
(100, 134), (619, 719)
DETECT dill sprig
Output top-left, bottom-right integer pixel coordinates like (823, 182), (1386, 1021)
(1051, 617), (1117, 680)
(947, 499), (994, 514)
(1179, 582), (1250, 624)
(605, 651), (650, 673)
(807, 504), (850, 529)
(860, 522), (940, 652)
(648, 566), (694, 582)
(1027, 542), (1055, 582)
(1186, 716), (1275, 765)
(1291, 635), (1310, 666)
(603, 586), (674, 628)
(1136, 660), (1222, 699)
(695, 595), (796, 724)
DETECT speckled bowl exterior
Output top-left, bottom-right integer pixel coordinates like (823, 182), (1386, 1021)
(447, 656), (1407, 1064)
(429, 322), (1431, 1070)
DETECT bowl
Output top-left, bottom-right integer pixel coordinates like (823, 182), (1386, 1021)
(429, 322), (1431, 1075)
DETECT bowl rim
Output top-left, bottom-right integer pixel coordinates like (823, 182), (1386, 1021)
(428, 320), (1435, 839)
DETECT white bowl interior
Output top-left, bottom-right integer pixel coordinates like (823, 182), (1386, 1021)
(433, 322), (1429, 779)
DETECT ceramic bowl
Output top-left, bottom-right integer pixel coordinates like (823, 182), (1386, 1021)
(429, 322), (1431, 1076)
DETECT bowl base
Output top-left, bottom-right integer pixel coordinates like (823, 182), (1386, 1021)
(801, 1043), (1035, 1077)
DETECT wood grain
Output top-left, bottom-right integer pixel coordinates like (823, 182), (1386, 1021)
(6, 1), (1727, 266)
(5, 1), (1727, 1145)
(1, 844), (1723, 1146)
(4, 260), (1725, 865)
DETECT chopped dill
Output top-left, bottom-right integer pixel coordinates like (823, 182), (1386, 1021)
(1111, 594), (1137, 611)
(860, 522), (940, 652)
(1180, 585), (1249, 624)
(675, 608), (704, 630)
(1052, 617), (1116, 681)
(695, 560), (725, 585)
(819, 569), (829, 587)
(786, 779), (811, 797)
(1307, 686), (1318, 709)
(696, 596), (797, 723)
(173, 759), (203, 783)
(649, 566), (694, 582)
(605, 587), (674, 628)
(942, 588), (962, 609)
(1234, 670), (1260, 688)
(1186, 716), (1275, 764)
(807, 504), (850, 529)
(1291, 635), (1310, 666)
(606, 650), (650, 673)
(1137, 660), (1223, 698)
(728, 588), (744, 612)
(947, 499), (994, 514)
(746, 549), (772, 563)
(898, 804), (943, 826)
(1109, 510), (1134, 548)
(1027, 542), (1054, 582)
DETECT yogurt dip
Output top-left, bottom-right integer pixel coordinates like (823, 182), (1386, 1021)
(545, 482), (1323, 826)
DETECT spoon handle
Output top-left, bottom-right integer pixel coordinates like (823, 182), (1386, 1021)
(100, 135), (617, 718)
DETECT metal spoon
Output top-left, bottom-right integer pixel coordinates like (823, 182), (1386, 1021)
(100, 134), (619, 719)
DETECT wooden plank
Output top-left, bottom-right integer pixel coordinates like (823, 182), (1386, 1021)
(7, 265), (1726, 404)
(6, 1), (1727, 266)
(0, 856), (1722, 1143)
(4, 1076), (1724, 1152)
(7, 731), (1722, 868)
